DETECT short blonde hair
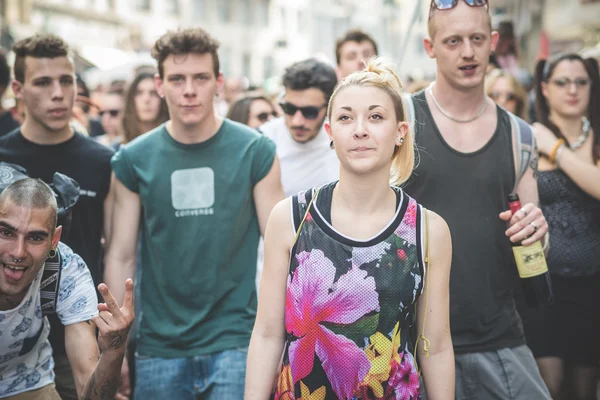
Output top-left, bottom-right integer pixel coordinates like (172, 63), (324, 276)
(485, 68), (529, 120)
(327, 57), (414, 186)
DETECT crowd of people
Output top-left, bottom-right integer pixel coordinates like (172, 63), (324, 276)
(0, 0), (598, 399)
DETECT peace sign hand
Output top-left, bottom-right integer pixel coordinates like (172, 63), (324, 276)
(92, 279), (135, 354)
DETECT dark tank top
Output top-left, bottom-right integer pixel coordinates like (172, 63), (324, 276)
(403, 91), (524, 354)
(539, 169), (600, 277)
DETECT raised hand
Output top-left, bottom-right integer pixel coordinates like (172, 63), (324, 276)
(92, 279), (135, 353)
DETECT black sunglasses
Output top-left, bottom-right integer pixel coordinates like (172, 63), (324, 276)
(256, 111), (277, 122)
(430, 0), (488, 15)
(279, 102), (326, 120)
(99, 109), (121, 117)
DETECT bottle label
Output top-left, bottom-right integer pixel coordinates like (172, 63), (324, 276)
(512, 242), (548, 278)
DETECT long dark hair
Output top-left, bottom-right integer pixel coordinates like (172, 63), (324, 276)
(534, 53), (600, 163)
(121, 72), (169, 144)
(226, 96), (273, 125)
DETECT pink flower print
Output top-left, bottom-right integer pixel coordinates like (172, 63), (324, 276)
(286, 250), (380, 399)
(394, 200), (418, 246)
(397, 249), (407, 261)
(386, 352), (420, 400)
(404, 201), (417, 228)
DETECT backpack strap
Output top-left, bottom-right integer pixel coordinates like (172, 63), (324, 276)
(292, 189), (316, 234)
(40, 248), (62, 317)
(402, 92), (416, 130)
(509, 112), (535, 191)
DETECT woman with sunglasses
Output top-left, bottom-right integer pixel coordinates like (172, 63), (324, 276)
(245, 58), (454, 400)
(485, 68), (529, 120)
(227, 95), (277, 129)
(516, 54), (600, 400)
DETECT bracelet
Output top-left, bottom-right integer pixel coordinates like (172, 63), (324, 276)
(555, 144), (567, 168)
(548, 139), (566, 163)
(542, 231), (550, 251)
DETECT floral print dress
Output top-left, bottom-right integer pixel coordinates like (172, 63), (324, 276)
(275, 182), (426, 400)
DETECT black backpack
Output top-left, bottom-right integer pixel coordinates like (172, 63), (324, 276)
(0, 162), (80, 316)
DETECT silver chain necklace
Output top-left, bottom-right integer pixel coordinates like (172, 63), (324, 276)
(567, 117), (591, 150)
(427, 82), (488, 123)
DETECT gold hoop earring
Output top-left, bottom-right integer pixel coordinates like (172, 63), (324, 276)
(48, 249), (57, 258)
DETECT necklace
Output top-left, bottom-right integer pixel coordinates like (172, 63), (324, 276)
(427, 82), (488, 123)
(568, 117), (591, 150)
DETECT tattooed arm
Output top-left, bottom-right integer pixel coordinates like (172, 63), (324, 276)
(65, 280), (135, 399)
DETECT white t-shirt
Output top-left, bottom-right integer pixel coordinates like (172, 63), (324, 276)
(259, 117), (339, 197)
(255, 117), (340, 290)
(0, 242), (98, 398)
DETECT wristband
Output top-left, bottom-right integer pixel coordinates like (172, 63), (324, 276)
(555, 144), (567, 168)
(549, 139), (565, 164)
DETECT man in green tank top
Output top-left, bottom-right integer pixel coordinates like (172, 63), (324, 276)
(104, 28), (284, 399)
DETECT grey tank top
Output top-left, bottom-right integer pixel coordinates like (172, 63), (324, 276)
(539, 169), (600, 277)
(403, 91), (524, 354)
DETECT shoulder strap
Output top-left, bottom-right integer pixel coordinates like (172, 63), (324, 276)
(402, 92), (416, 130)
(292, 189), (319, 244)
(292, 189), (315, 233)
(40, 248), (62, 317)
(509, 112), (535, 191)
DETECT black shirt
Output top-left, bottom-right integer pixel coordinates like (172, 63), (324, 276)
(0, 129), (113, 354)
(0, 111), (20, 137)
(404, 91), (524, 354)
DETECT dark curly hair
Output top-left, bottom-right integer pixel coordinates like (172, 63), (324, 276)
(152, 28), (220, 79)
(12, 33), (70, 83)
(282, 59), (338, 102)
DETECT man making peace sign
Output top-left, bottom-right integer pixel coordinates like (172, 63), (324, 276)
(0, 178), (133, 399)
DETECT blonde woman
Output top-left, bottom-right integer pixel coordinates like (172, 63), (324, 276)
(485, 69), (529, 120)
(245, 58), (454, 400)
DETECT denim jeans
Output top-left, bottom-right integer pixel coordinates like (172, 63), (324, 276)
(421, 344), (551, 400)
(134, 348), (247, 400)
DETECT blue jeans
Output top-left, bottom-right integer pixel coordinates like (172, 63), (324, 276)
(134, 348), (247, 400)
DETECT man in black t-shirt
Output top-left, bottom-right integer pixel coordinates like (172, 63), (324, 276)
(0, 49), (19, 137)
(0, 34), (119, 400)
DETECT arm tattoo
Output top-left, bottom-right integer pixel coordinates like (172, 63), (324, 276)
(99, 377), (119, 399)
(530, 154), (539, 179)
(108, 329), (128, 349)
(82, 372), (98, 400)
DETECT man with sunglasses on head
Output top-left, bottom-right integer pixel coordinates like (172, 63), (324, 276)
(259, 58), (338, 197)
(403, 1), (551, 399)
(0, 34), (117, 400)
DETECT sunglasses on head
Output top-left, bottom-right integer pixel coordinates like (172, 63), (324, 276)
(99, 109), (121, 118)
(256, 111), (277, 123)
(430, 0), (488, 14)
(279, 102), (326, 120)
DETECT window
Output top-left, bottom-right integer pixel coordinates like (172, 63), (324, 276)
(135, 0), (151, 11)
(192, 0), (205, 20)
(256, 0), (269, 26)
(220, 47), (232, 76)
(242, 53), (251, 79)
(263, 56), (274, 79)
(238, 0), (252, 25)
(166, 0), (179, 15)
(217, 0), (232, 23)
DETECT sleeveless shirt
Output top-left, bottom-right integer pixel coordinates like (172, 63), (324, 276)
(539, 169), (600, 277)
(403, 91), (524, 354)
(274, 182), (426, 400)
